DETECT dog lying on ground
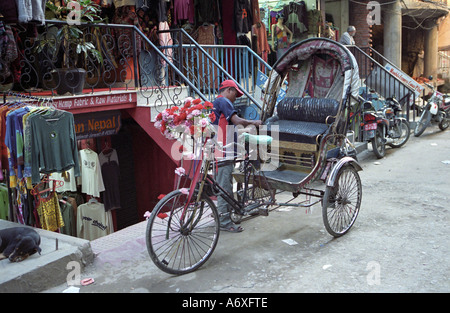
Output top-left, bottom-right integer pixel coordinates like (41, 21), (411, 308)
(0, 227), (42, 262)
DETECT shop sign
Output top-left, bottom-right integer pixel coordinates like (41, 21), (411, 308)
(255, 70), (286, 104)
(384, 64), (424, 97)
(74, 110), (121, 139)
(53, 92), (137, 110)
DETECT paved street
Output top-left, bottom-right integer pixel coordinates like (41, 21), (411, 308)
(46, 125), (449, 293)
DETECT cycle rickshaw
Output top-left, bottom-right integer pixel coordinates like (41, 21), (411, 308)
(146, 38), (363, 275)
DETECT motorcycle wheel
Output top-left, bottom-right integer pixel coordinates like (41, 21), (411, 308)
(371, 128), (385, 159)
(388, 119), (410, 148)
(438, 117), (449, 131)
(414, 109), (431, 137)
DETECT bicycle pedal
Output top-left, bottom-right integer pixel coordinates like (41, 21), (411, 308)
(243, 202), (261, 213)
(258, 207), (269, 216)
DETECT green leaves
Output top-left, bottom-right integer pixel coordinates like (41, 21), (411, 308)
(43, 0), (105, 68)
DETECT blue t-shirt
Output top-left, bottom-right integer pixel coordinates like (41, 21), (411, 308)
(212, 96), (237, 159)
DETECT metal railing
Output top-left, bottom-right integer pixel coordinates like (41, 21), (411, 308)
(0, 20), (207, 110)
(160, 28), (270, 119)
(348, 45), (418, 121)
(0, 21), (267, 120)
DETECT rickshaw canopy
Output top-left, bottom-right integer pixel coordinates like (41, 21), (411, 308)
(271, 38), (360, 101)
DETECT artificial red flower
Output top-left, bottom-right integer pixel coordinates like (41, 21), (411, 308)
(204, 101), (213, 109)
(169, 106), (179, 115)
(209, 112), (216, 123)
(157, 213), (168, 219)
(192, 98), (202, 104)
(189, 125), (195, 135)
(194, 104), (204, 110)
(160, 123), (166, 133)
(156, 112), (162, 121)
(178, 112), (187, 121)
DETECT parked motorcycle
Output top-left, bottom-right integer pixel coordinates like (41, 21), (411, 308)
(361, 97), (410, 159)
(414, 77), (450, 137)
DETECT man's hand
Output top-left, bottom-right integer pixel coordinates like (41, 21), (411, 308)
(252, 120), (262, 127)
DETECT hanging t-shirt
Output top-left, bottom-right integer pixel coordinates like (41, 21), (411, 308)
(99, 149), (121, 211)
(35, 189), (65, 232)
(50, 167), (77, 193)
(79, 149), (105, 198)
(77, 201), (114, 240)
(173, 0), (195, 25)
(27, 109), (80, 184)
(0, 183), (9, 220)
(59, 199), (75, 236)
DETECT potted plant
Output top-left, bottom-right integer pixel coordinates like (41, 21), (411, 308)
(41, 0), (103, 95)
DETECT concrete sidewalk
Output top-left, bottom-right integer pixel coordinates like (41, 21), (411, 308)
(0, 220), (94, 293)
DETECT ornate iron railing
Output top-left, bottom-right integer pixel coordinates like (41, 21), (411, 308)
(0, 20), (265, 121)
(0, 20), (207, 110)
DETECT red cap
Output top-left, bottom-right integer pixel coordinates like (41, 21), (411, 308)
(219, 80), (244, 98)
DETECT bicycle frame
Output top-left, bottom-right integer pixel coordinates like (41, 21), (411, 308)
(178, 137), (275, 228)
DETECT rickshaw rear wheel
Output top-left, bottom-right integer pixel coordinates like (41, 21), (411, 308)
(322, 165), (362, 237)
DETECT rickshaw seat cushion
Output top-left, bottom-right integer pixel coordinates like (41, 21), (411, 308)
(276, 97), (340, 123)
(266, 120), (330, 144)
(265, 97), (339, 145)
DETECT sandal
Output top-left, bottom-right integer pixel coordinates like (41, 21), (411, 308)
(220, 224), (244, 233)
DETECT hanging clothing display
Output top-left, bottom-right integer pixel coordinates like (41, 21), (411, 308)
(114, 0), (136, 7)
(27, 109), (81, 185)
(195, 0), (220, 24)
(99, 148), (121, 211)
(307, 9), (323, 36)
(173, 0), (195, 25)
(59, 197), (75, 236)
(0, 0), (46, 24)
(158, 21), (173, 65)
(0, 0), (19, 24)
(16, 0), (47, 24)
(0, 183), (9, 220)
(49, 167), (77, 192)
(1, 99), (80, 187)
(0, 22), (19, 84)
(79, 149), (105, 198)
(112, 5), (142, 59)
(77, 199), (114, 240)
(221, 0), (237, 45)
(282, 1), (308, 40)
(252, 23), (270, 63)
(34, 180), (65, 232)
(233, 0), (253, 33)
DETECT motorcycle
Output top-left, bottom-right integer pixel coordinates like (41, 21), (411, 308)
(361, 97), (410, 159)
(414, 77), (450, 137)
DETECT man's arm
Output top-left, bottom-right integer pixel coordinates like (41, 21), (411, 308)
(340, 33), (351, 45)
(230, 114), (262, 128)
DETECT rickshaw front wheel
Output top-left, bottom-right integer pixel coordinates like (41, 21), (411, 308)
(146, 189), (220, 275)
(322, 165), (362, 237)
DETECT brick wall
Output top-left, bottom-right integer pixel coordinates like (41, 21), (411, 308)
(349, 0), (372, 47)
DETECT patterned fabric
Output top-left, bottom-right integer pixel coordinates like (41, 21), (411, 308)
(36, 189), (64, 232)
(275, 25), (289, 50)
(274, 39), (353, 76)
